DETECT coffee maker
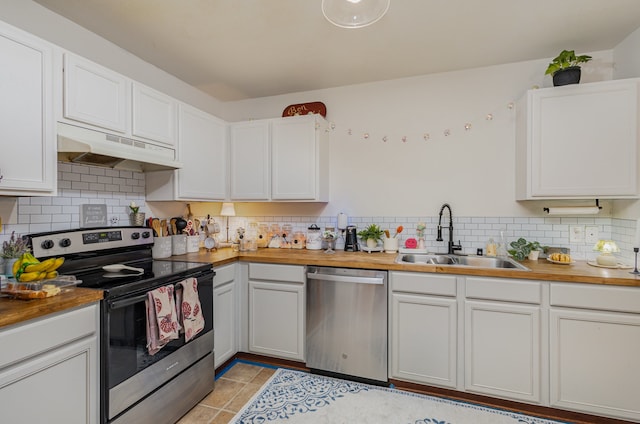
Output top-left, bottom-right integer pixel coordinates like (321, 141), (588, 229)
(344, 225), (359, 251)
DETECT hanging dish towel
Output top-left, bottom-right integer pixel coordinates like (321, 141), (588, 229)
(146, 285), (181, 355)
(176, 277), (205, 342)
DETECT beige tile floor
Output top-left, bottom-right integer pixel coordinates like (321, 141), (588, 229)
(177, 362), (275, 424)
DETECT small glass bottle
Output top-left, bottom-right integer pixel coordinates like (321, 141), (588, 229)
(486, 238), (497, 257)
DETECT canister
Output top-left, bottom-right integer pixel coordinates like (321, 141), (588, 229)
(306, 224), (322, 250)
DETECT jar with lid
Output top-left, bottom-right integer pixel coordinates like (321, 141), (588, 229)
(306, 224), (322, 250)
(256, 224), (269, 248)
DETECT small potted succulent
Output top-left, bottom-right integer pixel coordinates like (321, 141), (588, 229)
(129, 201), (145, 226)
(508, 238), (547, 261)
(545, 49), (592, 86)
(358, 224), (385, 249)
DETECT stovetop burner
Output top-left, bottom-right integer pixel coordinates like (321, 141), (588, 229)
(24, 226), (212, 299)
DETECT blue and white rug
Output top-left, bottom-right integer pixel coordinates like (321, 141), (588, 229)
(231, 369), (567, 424)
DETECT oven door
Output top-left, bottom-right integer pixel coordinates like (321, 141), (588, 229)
(105, 271), (214, 421)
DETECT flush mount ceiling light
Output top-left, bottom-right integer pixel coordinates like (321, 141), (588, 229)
(322, 0), (390, 29)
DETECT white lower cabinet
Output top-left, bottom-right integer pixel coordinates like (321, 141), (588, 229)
(389, 272), (458, 388)
(0, 304), (99, 424)
(248, 263), (305, 361)
(549, 283), (640, 422)
(213, 263), (238, 369)
(464, 277), (542, 404)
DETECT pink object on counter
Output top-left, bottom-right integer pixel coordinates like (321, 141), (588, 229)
(405, 238), (418, 249)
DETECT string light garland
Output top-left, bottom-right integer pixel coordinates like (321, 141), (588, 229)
(335, 101), (516, 143)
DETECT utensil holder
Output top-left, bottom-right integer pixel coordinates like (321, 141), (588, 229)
(383, 237), (399, 253)
(186, 235), (200, 253)
(152, 237), (172, 259)
(171, 235), (187, 255)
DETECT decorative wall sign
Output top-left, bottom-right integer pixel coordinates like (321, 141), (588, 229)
(80, 204), (107, 228)
(282, 102), (327, 117)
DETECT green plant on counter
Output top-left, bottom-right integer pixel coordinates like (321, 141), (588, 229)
(545, 49), (592, 75)
(357, 224), (385, 242)
(508, 238), (547, 261)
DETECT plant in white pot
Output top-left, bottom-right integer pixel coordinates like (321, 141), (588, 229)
(545, 49), (592, 87)
(508, 238), (547, 261)
(358, 224), (384, 249)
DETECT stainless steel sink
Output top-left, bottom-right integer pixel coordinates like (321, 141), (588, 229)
(395, 254), (530, 271)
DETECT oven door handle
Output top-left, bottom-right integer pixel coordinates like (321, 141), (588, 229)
(109, 293), (149, 310)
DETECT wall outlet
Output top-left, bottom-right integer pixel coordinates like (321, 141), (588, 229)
(585, 226), (599, 244)
(569, 225), (584, 243)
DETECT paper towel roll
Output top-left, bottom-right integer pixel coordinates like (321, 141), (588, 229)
(337, 213), (348, 229)
(544, 207), (600, 215)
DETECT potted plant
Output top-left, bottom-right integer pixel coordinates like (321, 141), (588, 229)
(545, 49), (592, 87)
(358, 224), (384, 249)
(508, 238), (547, 261)
(2, 231), (28, 277)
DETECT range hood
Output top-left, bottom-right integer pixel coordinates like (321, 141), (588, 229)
(57, 122), (183, 172)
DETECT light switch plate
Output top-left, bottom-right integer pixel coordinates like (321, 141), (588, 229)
(569, 225), (584, 243)
(585, 226), (599, 244)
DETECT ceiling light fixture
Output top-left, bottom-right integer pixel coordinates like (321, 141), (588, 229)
(322, 0), (390, 29)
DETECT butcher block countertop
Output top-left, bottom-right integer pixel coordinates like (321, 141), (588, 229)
(180, 248), (640, 288)
(4, 247), (639, 329)
(0, 287), (103, 329)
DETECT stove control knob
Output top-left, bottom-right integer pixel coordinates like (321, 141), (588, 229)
(131, 232), (140, 240)
(59, 238), (71, 248)
(41, 239), (54, 250)
(141, 231), (151, 239)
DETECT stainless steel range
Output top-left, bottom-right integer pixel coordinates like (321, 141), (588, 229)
(25, 227), (215, 424)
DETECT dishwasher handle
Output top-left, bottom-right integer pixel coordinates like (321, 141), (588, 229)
(306, 272), (384, 285)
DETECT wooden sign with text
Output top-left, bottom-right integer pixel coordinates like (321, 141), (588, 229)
(282, 102), (327, 118)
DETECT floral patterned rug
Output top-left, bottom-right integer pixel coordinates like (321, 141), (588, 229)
(231, 369), (567, 424)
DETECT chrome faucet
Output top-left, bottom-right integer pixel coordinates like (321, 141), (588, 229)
(436, 203), (462, 254)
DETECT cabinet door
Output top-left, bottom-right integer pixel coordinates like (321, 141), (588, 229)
(248, 280), (305, 361)
(271, 116), (322, 200)
(464, 300), (541, 404)
(390, 293), (457, 388)
(132, 82), (177, 146)
(176, 104), (227, 200)
(0, 337), (98, 424)
(64, 53), (128, 133)
(0, 22), (55, 195)
(229, 120), (270, 200)
(214, 263), (238, 369)
(518, 80), (638, 199)
(550, 308), (640, 421)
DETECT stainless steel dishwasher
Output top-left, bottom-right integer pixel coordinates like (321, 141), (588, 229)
(306, 266), (388, 383)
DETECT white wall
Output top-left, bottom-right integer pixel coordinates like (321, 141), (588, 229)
(223, 53), (614, 218)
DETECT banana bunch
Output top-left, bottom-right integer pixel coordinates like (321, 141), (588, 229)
(13, 252), (65, 282)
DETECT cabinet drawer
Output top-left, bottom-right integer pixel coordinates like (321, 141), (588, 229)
(214, 263), (236, 287)
(466, 277), (541, 304)
(0, 304), (98, 369)
(249, 263), (305, 283)
(391, 272), (456, 297)
(550, 283), (640, 313)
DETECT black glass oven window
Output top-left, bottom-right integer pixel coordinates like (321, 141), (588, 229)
(106, 281), (213, 389)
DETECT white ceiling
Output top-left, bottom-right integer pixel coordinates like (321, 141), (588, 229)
(34, 0), (640, 102)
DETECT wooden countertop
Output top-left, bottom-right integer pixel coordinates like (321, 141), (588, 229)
(4, 247), (638, 330)
(0, 287), (103, 329)
(177, 248), (640, 288)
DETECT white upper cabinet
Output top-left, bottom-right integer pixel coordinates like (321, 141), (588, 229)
(229, 120), (270, 200)
(271, 115), (329, 201)
(516, 79), (639, 199)
(132, 82), (177, 146)
(146, 104), (227, 201)
(229, 114), (330, 202)
(63, 53), (179, 148)
(0, 21), (56, 196)
(63, 53), (128, 133)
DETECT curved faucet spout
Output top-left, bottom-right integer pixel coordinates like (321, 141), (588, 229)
(436, 203), (460, 254)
